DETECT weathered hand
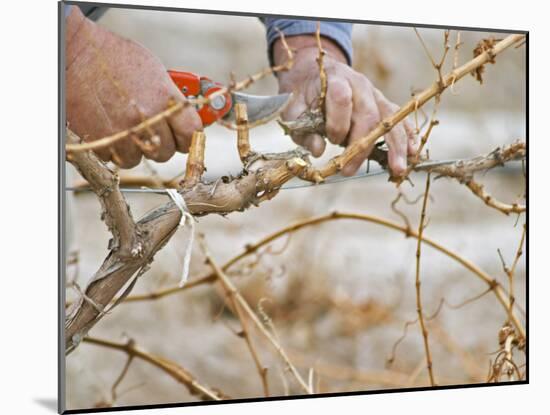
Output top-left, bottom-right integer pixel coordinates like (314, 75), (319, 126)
(274, 35), (418, 176)
(65, 7), (202, 168)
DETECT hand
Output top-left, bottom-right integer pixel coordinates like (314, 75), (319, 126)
(65, 7), (202, 168)
(273, 35), (418, 176)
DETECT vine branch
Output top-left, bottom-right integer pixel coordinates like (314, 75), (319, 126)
(121, 211), (525, 340)
(414, 172), (436, 386)
(279, 34), (525, 179)
(83, 336), (225, 401)
(200, 237), (312, 394)
(65, 33), (525, 355)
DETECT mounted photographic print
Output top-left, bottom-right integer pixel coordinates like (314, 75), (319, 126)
(59, 1), (528, 413)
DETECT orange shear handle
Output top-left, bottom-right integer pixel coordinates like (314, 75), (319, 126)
(168, 70), (232, 126)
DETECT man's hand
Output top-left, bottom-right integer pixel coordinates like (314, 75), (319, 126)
(273, 35), (418, 176)
(66, 7), (202, 168)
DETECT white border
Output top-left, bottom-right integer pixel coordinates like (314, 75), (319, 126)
(2, 0), (544, 414)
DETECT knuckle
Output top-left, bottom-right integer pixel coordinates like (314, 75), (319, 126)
(363, 111), (381, 129)
(326, 122), (348, 141)
(353, 73), (372, 90)
(377, 95), (394, 113)
(328, 80), (352, 107)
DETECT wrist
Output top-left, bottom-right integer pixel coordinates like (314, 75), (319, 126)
(273, 34), (348, 67)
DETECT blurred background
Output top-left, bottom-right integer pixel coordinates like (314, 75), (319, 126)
(65, 6), (526, 410)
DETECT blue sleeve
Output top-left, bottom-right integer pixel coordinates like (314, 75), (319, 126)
(262, 18), (353, 65)
(64, 3), (107, 20)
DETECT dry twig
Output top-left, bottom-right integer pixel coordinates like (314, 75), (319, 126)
(235, 103), (252, 162)
(204, 235), (270, 396)
(289, 350), (461, 388)
(83, 336), (225, 400)
(110, 352), (134, 404)
(72, 141), (526, 216)
(315, 21), (328, 113)
(387, 287), (497, 370)
(414, 172), (436, 386)
(200, 237), (312, 395)
(280, 34), (525, 179)
(450, 31), (463, 93)
(182, 131), (206, 189)
(122, 212), (524, 340)
(65, 129), (144, 353)
(488, 324), (524, 382)
(465, 179), (525, 215)
(65, 34), (525, 355)
(65, 129), (312, 353)
(498, 224), (527, 326)
(414, 28), (450, 87)
(430, 322), (486, 382)
(66, 31), (294, 154)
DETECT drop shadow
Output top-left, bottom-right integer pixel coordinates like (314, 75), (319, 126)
(34, 398), (58, 413)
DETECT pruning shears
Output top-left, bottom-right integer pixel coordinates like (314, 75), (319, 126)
(168, 70), (292, 126)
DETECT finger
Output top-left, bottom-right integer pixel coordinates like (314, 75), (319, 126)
(373, 89), (408, 176)
(341, 151), (368, 176)
(111, 135), (142, 169)
(139, 120), (176, 163)
(282, 97), (309, 146)
(303, 134), (326, 157)
(281, 92), (307, 121)
(76, 120), (112, 163)
(166, 82), (203, 153)
(86, 136), (111, 163)
(341, 81), (381, 176)
(106, 110), (142, 168)
(403, 117), (419, 155)
(167, 104), (203, 153)
(386, 124), (409, 176)
(325, 77), (352, 145)
(341, 120), (377, 176)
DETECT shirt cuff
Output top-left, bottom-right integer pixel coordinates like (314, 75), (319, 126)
(64, 3), (107, 20)
(262, 18), (353, 65)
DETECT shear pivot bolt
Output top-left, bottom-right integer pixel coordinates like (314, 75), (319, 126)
(210, 95), (226, 111)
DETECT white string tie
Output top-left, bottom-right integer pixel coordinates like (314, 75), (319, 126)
(166, 189), (195, 287)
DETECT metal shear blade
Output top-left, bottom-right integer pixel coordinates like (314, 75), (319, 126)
(224, 91), (292, 124)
